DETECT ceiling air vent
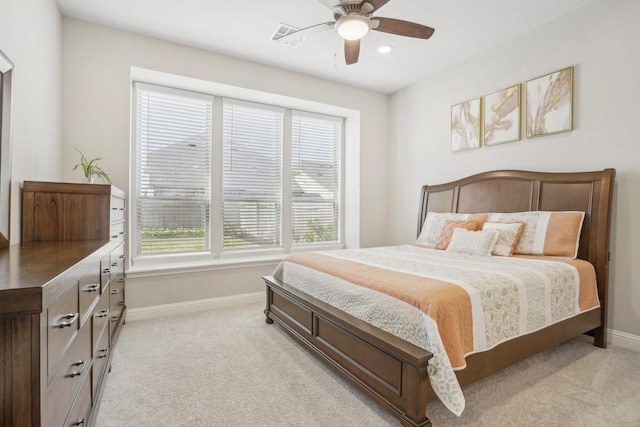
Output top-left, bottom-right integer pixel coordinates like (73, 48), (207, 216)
(271, 23), (304, 47)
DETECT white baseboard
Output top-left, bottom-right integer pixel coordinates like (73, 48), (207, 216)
(609, 328), (640, 353)
(126, 292), (264, 322)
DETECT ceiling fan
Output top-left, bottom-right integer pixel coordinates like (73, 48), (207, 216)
(274, 0), (435, 65)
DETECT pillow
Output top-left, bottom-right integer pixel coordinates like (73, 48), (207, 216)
(487, 211), (585, 259)
(482, 221), (525, 256)
(446, 228), (499, 257)
(417, 212), (489, 247)
(435, 219), (485, 250)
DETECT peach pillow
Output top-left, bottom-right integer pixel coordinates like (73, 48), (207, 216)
(435, 219), (485, 250)
(487, 211), (585, 258)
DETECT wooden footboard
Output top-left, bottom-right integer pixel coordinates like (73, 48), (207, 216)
(264, 275), (434, 427)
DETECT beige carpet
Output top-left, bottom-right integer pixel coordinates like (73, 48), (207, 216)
(95, 301), (640, 427)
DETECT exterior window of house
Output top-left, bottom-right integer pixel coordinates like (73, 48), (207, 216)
(222, 100), (283, 250)
(134, 84), (213, 255)
(292, 111), (341, 245)
(132, 81), (343, 263)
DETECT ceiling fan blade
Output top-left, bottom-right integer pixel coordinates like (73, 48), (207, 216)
(360, 0), (391, 14)
(372, 17), (435, 39)
(274, 22), (335, 47)
(344, 39), (360, 65)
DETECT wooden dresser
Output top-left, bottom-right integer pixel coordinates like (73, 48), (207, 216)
(0, 181), (126, 427)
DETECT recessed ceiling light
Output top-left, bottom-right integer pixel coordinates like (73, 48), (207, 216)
(377, 45), (393, 54)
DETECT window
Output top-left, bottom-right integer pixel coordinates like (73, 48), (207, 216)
(223, 100), (283, 250)
(134, 84), (213, 255)
(131, 81), (343, 264)
(292, 112), (341, 245)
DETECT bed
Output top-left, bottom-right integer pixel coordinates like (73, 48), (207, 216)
(263, 169), (615, 427)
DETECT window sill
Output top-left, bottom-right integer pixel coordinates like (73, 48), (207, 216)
(126, 254), (284, 279)
(126, 243), (344, 279)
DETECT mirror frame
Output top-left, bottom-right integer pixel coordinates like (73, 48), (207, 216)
(0, 49), (14, 248)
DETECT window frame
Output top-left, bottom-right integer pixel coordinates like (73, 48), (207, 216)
(129, 69), (351, 273)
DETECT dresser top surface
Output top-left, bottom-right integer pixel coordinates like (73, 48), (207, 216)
(0, 241), (109, 291)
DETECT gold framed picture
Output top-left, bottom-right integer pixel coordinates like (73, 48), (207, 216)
(484, 84), (520, 146)
(526, 66), (573, 138)
(451, 97), (481, 152)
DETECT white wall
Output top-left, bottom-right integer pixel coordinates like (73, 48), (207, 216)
(0, 0), (62, 242)
(389, 0), (639, 337)
(61, 18), (390, 309)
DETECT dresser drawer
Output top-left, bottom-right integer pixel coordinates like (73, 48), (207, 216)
(110, 271), (125, 308)
(65, 371), (92, 427)
(110, 244), (125, 277)
(110, 221), (125, 245)
(79, 268), (100, 325)
(48, 282), (80, 375)
(46, 321), (91, 427)
(92, 290), (110, 352)
(100, 254), (111, 293)
(110, 195), (126, 223)
(92, 325), (110, 402)
(109, 297), (125, 340)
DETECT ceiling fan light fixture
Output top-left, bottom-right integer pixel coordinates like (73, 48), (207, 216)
(335, 15), (371, 40)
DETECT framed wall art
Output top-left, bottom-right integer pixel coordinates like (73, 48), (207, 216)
(526, 66), (573, 138)
(484, 84), (520, 146)
(451, 97), (481, 152)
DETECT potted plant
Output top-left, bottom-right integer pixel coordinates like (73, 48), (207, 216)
(72, 148), (112, 184)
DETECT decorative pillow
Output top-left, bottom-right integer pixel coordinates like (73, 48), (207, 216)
(417, 212), (489, 247)
(482, 221), (525, 256)
(487, 211), (585, 259)
(446, 228), (499, 257)
(435, 219), (485, 250)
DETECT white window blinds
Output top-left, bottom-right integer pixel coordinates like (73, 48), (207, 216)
(222, 100), (283, 250)
(134, 84), (212, 255)
(291, 112), (341, 245)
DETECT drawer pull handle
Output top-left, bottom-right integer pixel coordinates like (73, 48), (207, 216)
(98, 347), (109, 358)
(84, 284), (99, 293)
(118, 278), (125, 283)
(118, 301), (125, 307)
(102, 268), (110, 274)
(119, 208), (126, 211)
(119, 254), (125, 259)
(67, 360), (86, 378)
(57, 313), (79, 328)
(111, 315), (120, 323)
(111, 234), (118, 239)
(70, 418), (85, 426)
(96, 309), (109, 318)
(111, 289), (119, 295)
(111, 262), (118, 267)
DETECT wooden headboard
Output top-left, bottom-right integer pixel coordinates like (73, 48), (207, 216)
(417, 169), (616, 345)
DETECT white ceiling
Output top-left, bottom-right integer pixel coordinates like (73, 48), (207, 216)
(55, 0), (594, 94)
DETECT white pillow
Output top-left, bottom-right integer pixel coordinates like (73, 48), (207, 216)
(482, 222), (524, 256)
(446, 228), (499, 257)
